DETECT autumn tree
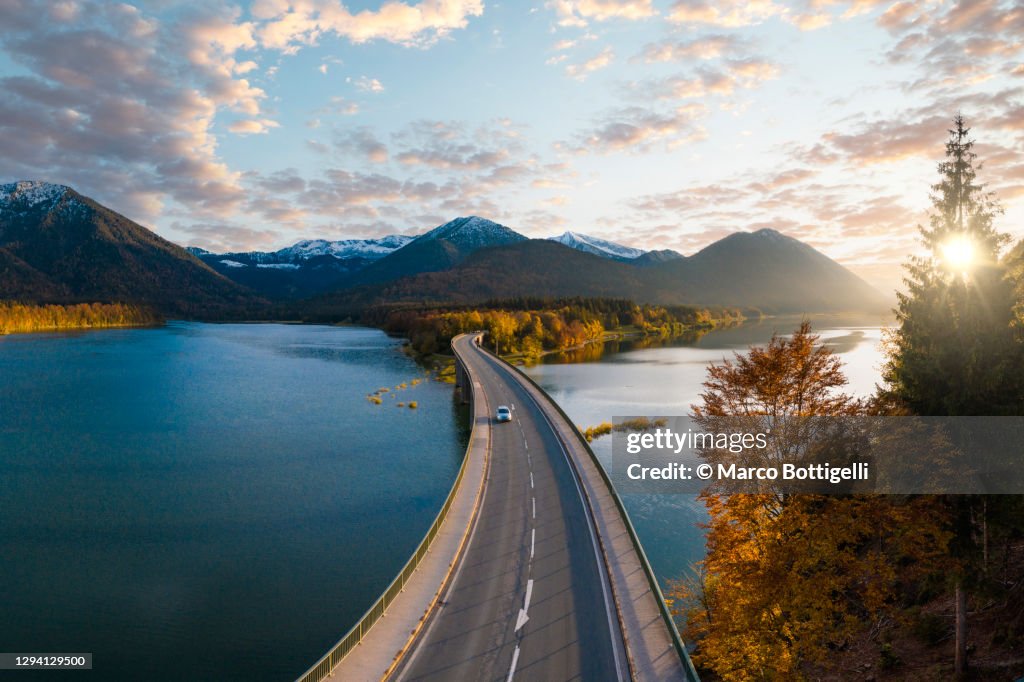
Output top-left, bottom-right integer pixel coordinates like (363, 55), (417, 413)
(0, 301), (161, 334)
(674, 323), (948, 680)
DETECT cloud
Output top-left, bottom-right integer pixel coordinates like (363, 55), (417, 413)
(176, 220), (282, 252)
(636, 34), (744, 63)
(877, 2), (923, 32)
(877, 0), (1024, 95)
(787, 12), (831, 30)
(628, 182), (749, 214)
(568, 104), (707, 154)
(228, 118), (281, 135)
(234, 60), (259, 74)
(800, 87), (1024, 169)
(255, 0), (485, 50)
(391, 119), (526, 170)
(349, 75), (385, 92)
(632, 59), (780, 100)
(335, 127), (389, 163)
(801, 116), (951, 166)
(248, 168), (307, 195)
(314, 95), (361, 117)
(548, 0), (657, 27)
(667, 0), (785, 27)
(565, 47), (614, 80)
(0, 1), (254, 221)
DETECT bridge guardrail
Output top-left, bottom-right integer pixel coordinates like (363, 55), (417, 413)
(294, 337), (477, 682)
(482, 344), (700, 682)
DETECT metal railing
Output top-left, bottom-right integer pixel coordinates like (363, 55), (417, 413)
(484, 346), (701, 682)
(295, 344), (477, 682)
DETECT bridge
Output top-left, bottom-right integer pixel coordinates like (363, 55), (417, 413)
(297, 333), (699, 682)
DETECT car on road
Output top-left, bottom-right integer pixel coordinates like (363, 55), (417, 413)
(495, 405), (512, 423)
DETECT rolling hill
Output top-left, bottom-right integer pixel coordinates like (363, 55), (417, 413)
(644, 228), (889, 311)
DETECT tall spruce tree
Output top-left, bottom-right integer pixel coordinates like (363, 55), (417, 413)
(884, 114), (1020, 415)
(883, 115), (1023, 677)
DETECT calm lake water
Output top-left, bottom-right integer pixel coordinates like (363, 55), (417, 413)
(521, 313), (892, 590)
(0, 316), (887, 680)
(0, 323), (468, 681)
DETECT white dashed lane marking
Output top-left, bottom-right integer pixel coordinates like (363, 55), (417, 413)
(507, 645), (520, 681)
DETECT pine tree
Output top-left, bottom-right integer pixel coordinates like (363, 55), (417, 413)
(884, 114), (1020, 415)
(883, 115), (1023, 677)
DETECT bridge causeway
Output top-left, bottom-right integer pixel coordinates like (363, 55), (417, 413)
(296, 333), (698, 682)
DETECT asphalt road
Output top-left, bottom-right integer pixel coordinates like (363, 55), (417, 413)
(395, 335), (626, 682)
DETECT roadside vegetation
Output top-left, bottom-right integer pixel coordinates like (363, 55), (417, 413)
(581, 417), (668, 442)
(366, 297), (744, 358)
(0, 301), (162, 334)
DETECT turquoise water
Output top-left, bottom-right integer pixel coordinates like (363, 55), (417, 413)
(0, 323), (468, 681)
(521, 314), (891, 589)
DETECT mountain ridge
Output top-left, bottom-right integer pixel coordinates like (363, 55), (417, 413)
(309, 233), (889, 316)
(0, 181), (261, 316)
(547, 231), (645, 261)
(1, 181), (888, 317)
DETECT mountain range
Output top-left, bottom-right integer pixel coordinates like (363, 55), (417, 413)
(310, 226), (888, 316)
(187, 218), (690, 298)
(0, 181), (890, 317)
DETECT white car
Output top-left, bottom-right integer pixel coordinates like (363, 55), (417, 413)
(495, 405), (512, 423)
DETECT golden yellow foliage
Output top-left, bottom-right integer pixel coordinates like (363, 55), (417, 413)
(0, 301), (161, 334)
(673, 324), (950, 679)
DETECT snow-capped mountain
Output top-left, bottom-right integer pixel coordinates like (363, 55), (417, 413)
(279, 235), (414, 260)
(1, 180), (253, 313)
(633, 248), (684, 266)
(413, 216), (527, 250)
(187, 234), (417, 299)
(547, 231), (646, 261)
(338, 216), (529, 288)
(192, 234), (414, 266)
(0, 181), (79, 214)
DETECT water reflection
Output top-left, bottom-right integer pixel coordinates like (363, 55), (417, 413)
(539, 328), (713, 364)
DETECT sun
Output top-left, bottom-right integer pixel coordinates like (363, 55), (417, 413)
(940, 235), (975, 273)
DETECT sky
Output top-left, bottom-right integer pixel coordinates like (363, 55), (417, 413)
(0, 0), (1022, 294)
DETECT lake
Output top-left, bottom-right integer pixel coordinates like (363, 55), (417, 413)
(0, 315), (888, 680)
(0, 323), (468, 681)
(520, 313), (892, 590)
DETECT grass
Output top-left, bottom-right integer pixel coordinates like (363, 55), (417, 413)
(580, 417), (668, 442)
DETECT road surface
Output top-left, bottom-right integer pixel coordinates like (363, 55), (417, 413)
(394, 334), (628, 682)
